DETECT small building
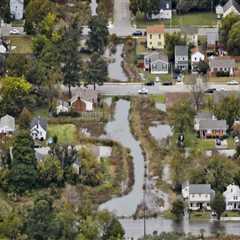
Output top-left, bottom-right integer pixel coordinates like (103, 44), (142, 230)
(182, 184), (215, 211)
(70, 89), (98, 112)
(175, 45), (189, 72)
(181, 26), (198, 46)
(224, 184), (240, 211)
(194, 112), (215, 132)
(10, 0), (24, 20)
(146, 25), (165, 50)
(152, 0), (172, 20)
(144, 52), (169, 74)
(30, 117), (48, 141)
(209, 57), (236, 76)
(191, 50), (205, 73)
(223, 0), (240, 18)
(56, 100), (70, 115)
(199, 119), (228, 138)
(0, 115), (15, 135)
(216, 4), (224, 18)
(0, 43), (7, 54)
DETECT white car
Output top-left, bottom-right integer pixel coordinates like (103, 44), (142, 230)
(10, 28), (20, 35)
(227, 80), (239, 85)
(138, 87), (148, 95)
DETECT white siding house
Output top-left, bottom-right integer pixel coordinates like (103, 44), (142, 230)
(224, 184), (240, 211)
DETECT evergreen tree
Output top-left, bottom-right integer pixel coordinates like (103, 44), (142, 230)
(8, 131), (38, 194)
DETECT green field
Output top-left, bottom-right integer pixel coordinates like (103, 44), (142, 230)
(7, 36), (33, 54)
(136, 12), (217, 28)
(48, 124), (78, 144)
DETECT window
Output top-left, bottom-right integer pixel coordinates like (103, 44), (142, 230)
(150, 34), (152, 39)
(158, 42), (161, 46)
(149, 42), (152, 45)
(159, 34), (161, 39)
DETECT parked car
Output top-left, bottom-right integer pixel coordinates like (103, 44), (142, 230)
(138, 87), (148, 95)
(10, 28), (20, 35)
(227, 80), (239, 85)
(162, 81), (173, 86)
(216, 138), (221, 146)
(204, 88), (216, 94)
(132, 31), (143, 36)
(144, 81), (155, 86)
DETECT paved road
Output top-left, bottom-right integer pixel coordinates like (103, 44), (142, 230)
(75, 83), (240, 96)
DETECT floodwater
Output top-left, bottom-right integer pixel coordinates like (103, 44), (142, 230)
(90, 0), (97, 16)
(149, 124), (172, 141)
(105, 44), (128, 81)
(99, 100), (145, 216)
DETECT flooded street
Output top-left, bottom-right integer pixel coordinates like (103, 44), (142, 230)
(105, 44), (128, 81)
(99, 100), (145, 216)
(149, 124), (172, 141)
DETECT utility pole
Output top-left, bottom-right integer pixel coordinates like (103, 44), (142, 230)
(143, 163), (147, 238)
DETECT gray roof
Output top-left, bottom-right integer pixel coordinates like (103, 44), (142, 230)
(145, 52), (168, 64)
(70, 88), (98, 104)
(223, 0), (240, 13)
(209, 57), (235, 69)
(159, 0), (172, 10)
(175, 45), (188, 57)
(0, 114), (15, 130)
(189, 184), (213, 194)
(199, 119), (227, 130)
(30, 117), (48, 131)
(207, 31), (219, 45)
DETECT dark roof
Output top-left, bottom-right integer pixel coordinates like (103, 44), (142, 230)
(30, 117), (48, 131)
(199, 119), (227, 130)
(159, 0), (172, 10)
(189, 184), (213, 194)
(223, 0), (240, 13)
(175, 45), (188, 57)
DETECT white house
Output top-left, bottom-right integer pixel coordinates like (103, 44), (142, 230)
(223, 0), (240, 18)
(0, 44), (7, 54)
(191, 51), (205, 73)
(223, 184), (240, 211)
(56, 100), (70, 115)
(152, 0), (172, 20)
(0, 115), (15, 134)
(10, 0), (24, 20)
(30, 117), (48, 141)
(216, 4), (224, 18)
(182, 184), (215, 211)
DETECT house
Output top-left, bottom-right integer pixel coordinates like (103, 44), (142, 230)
(216, 4), (224, 18)
(70, 89), (98, 112)
(30, 117), (48, 141)
(144, 52), (169, 74)
(152, 0), (172, 20)
(182, 184), (215, 211)
(209, 57), (236, 76)
(223, 0), (240, 18)
(191, 50), (205, 73)
(194, 112), (215, 131)
(199, 119), (228, 138)
(175, 45), (189, 71)
(56, 100), (70, 115)
(181, 26), (198, 46)
(146, 25), (165, 50)
(10, 0), (24, 20)
(0, 43), (7, 54)
(0, 115), (15, 135)
(224, 184), (240, 211)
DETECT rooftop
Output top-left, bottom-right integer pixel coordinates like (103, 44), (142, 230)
(189, 184), (213, 194)
(146, 25), (165, 34)
(199, 119), (227, 130)
(223, 0), (240, 13)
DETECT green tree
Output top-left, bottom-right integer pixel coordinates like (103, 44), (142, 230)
(171, 199), (185, 221)
(18, 107), (32, 129)
(0, 0), (11, 22)
(61, 20), (82, 97)
(8, 131), (38, 194)
(84, 53), (108, 90)
(87, 15), (109, 54)
(227, 20), (240, 55)
(210, 192), (226, 220)
(24, 193), (62, 239)
(102, 217), (125, 240)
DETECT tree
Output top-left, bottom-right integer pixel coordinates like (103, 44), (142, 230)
(210, 192), (226, 220)
(197, 60), (209, 75)
(227, 20), (240, 55)
(102, 217), (125, 240)
(61, 20), (82, 97)
(24, 193), (62, 239)
(87, 15), (109, 54)
(84, 53), (108, 90)
(0, 0), (11, 23)
(0, 77), (32, 116)
(171, 199), (185, 221)
(18, 108), (32, 129)
(8, 131), (38, 194)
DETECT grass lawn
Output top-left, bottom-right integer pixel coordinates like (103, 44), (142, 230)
(227, 137), (236, 149)
(136, 12), (217, 28)
(7, 36), (33, 54)
(48, 124), (78, 144)
(33, 107), (49, 118)
(223, 211), (240, 217)
(196, 139), (215, 151)
(150, 95), (166, 103)
(190, 211), (210, 220)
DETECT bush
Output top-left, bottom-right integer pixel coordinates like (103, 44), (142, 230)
(216, 71), (230, 77)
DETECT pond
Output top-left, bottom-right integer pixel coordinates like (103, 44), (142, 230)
(105, 44), (128, 82)
(99, 99), (145, 217)
(149, 124), (172, 142)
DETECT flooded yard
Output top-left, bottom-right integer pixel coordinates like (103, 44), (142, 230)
(149, 123), (172, 142)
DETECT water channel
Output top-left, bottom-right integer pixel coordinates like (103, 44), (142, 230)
(99, 99), (240, 238)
